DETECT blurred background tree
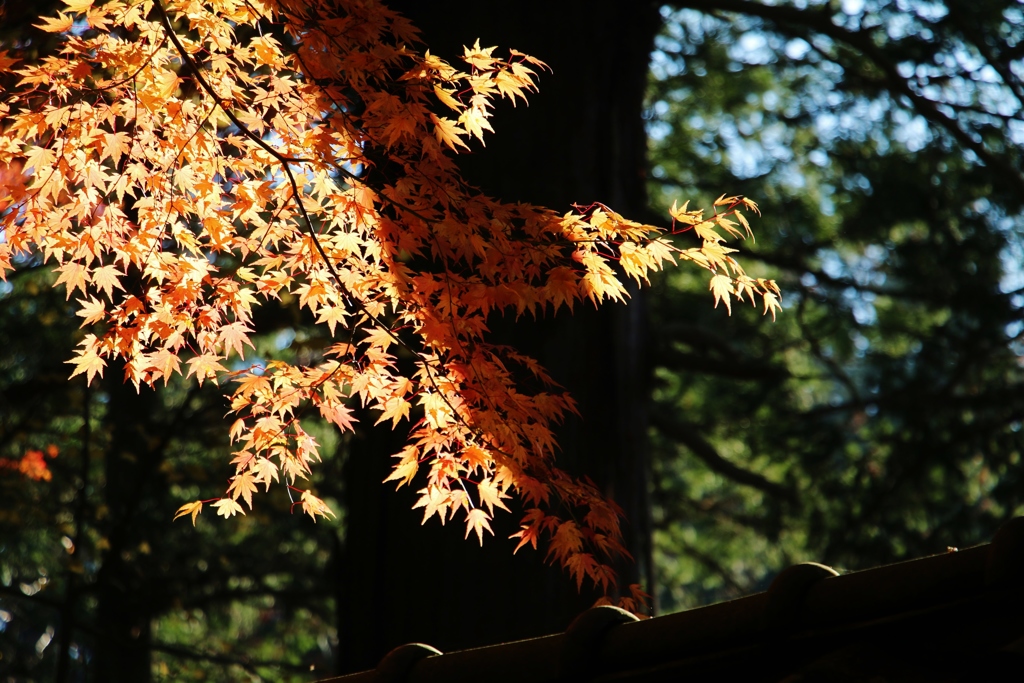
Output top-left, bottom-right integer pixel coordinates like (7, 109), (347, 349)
(647, 0), (1024, 611)
(2, 0), (662, 678)
(3, 0), (1024, 680)
(1, 263), (345, 681)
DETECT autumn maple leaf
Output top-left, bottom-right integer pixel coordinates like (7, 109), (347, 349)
(0, 0), (780, 609)
(464, 508), (493, 545)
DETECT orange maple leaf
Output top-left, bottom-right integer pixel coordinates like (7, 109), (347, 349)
(1, 0), (778, 607)
(186, 355), (227, 386)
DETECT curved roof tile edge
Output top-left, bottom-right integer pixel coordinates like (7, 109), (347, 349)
(317, 516), (1024, 683)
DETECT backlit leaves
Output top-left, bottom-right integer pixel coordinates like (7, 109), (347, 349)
(0, 0), (778, 607)
(212, 498), (245, 519)
(173, 500), (204, 527)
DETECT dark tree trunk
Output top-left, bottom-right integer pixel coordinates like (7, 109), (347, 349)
(335, 0), (661, 672)
(93, 372), (161, 682)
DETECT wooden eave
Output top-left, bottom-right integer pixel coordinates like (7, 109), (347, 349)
(320, 517), (1024, 682)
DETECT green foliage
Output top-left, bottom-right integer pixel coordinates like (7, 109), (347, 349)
(648, 1), (1024, 610)
(0, 263), (344, 681)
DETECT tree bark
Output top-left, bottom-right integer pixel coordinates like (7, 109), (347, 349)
(93, 371), (161, 682)
(335, 0), (661, 671)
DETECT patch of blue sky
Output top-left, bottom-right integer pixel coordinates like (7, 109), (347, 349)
(651, 1), (1024, 308)
(71, 19), (91, 37)
(818, 247), (884, 326)
(890, 112), (929, 153)
(841, 0), (866, 15)
(275, 327), (296, 351)
(648, 49), (682, 81)
(257, 130), (296, 189)
(784, 38), (812, 61)
(734, 33), (775, 65)
(233, 358), (267, 374)
(1008, 119), (1024, 147)
(647, 120), (672, 144)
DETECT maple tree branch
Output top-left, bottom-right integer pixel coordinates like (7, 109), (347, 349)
(0, 0), (776, 604)
(153, 15), (429, 398)
(83, 35), (170, 96)
(156, 0), (412, 370)
(154, 0), (311, 167)
(274, 176), (533, 505)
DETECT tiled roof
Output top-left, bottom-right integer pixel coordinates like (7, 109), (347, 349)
(319, 517), (1024, 682)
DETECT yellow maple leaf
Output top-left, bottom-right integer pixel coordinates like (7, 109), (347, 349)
(22, 146), (55, 176)
(62, 0), (94, 12)
(91, 265), (124, 301)
(173, 500), (203, 526)
(34, 12), (74, 33)
(154, 70), (180, 100)
(464, 508), (493, 545)
(413, 485), (450, 525)
(66, 347), (106, 385)
(374, 395), (411, 428)
(476, 477), (510, 515)
(75, 297), (106, 327)
(459, 106), (494, 144)
(218, 322), (254, 360)
(100, 131), (131, 165)
(212, 498), (245, 519)
(709, 273), (735, 315)
(384, 446), (419, 488)
(300, 490), (335, 521)
(250, 457), (280, 491)
(433, 84), (462, 111)
(461, 444), (491, 474)
(227, 471), (258, 509)
(430, 113), (469, 151)
(316, 305), (349, 336)
(763, 291), (782, 321)
(54, 262), (90, 299)
(318, 399), (357, 432)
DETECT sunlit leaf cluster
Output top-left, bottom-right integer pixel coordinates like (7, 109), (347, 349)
(0, 0), (777, 604)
